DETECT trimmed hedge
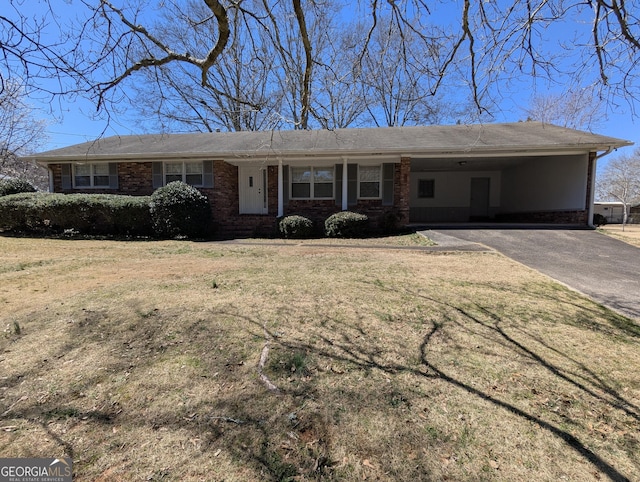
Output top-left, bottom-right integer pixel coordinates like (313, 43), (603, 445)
(324, 211), (369, 238)
(279, 215), (314, 239)
(0, 192), (153, 236)
(149, 181), (212, 239)
(0, 178), (36, 197)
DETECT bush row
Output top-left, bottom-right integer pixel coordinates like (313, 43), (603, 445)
(278, 211), (371, 239)
(0, 192), (153, 236)
(0, 181), (211, 239)
(0, 178), (37, 197)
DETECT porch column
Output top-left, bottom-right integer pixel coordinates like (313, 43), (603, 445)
(342, 156), (348, 211)
(278, 158), (284, 217)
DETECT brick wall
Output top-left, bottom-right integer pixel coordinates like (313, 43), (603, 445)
(47, 159), (412, 238)
(496, 210), (589, 224)
(49, 162), (154, 195)
(208, 162), (278, 237)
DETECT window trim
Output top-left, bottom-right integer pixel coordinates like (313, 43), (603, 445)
(72, 163), (111, 188)
(357, 165), (382, 199)
(289, 166), (335, 200)
(163, 161), (205, 187)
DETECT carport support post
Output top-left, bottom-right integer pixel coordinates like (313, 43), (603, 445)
(587, 152), (596, 227)
(342, 156), (348, 211)
(278, 158), (284, 218)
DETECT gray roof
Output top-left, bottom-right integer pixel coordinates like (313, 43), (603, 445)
(27, 122), (632, 163)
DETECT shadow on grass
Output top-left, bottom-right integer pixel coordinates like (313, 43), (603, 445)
(231, 283), (639, 482)
(2, 283), (638, 481)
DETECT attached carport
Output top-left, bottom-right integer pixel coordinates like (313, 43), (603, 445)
(407, 123), (632, 226)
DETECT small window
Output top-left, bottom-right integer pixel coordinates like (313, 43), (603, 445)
(164, 161), (204, 186)
(313, 167), (334, 198)
(359, 165), (381, 198)
(186, 162), (204, 185)
(418, 179), (435, 198)
(93, 163), (110, 186)
(290, 166), (334, 199)
(73, 163), (110, 188)
(291, 167), (311, 198)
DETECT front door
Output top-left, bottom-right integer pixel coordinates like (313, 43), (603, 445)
(470, 177), (490, 220)
(239, 166), (268, 214)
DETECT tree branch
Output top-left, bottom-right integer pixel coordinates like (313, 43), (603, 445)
(292, 0), (313, 129)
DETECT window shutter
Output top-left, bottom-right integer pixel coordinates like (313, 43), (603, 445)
(282, 165), (289, 205)
(108, 163), (119, 189)
(382, 163), (394, 206)
(152, 162), (164, 188)
(61, 164), (72, 189)
(347, 164), (357, 206)
(335, 163), (343, 207)
(203, 160), (214, 187)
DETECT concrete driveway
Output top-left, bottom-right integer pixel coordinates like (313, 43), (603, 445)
(423, 227), (640, 320)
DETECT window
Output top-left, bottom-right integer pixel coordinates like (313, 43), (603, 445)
(358, 165), (381, 198)
(418, 179), (435, 198)
(73, 163), (110, 188)
(290, 166), (334, 199)
(164, 161), (204, 186)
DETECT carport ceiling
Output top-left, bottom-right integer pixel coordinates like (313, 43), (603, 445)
(411, 155), (536, 172)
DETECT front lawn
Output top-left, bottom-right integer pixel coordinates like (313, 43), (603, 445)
(1, 237), (638, 481)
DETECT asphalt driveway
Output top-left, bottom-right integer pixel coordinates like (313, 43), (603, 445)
(423, 228), (640, 320)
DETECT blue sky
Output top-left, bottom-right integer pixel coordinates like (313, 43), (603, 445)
(17, 0), (639, 164)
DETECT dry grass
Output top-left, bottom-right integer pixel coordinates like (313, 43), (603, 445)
(599, 224), (640, 247)
(230, 232), (437, 247)
(1, 236), (639, 481)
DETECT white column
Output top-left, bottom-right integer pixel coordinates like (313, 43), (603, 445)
(342, 156), (348, 211)
(278, 158), (284, 217)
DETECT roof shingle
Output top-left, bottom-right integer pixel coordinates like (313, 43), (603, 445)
(27, 122), (632, 162)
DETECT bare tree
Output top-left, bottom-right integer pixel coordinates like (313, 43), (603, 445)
(0, 81), (48, 189)
(358, 17), (444, 127)
(524, 86), (606, 131)
(2, 1), (640, 131)
(597, 150), (640, 227)
(129, 0), (281, 132)
(310, 28), (369, 129)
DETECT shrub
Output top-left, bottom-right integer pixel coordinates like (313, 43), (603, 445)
(278, 215), (314, 239)
(324, 211), (369, 238)
(0, 178), (36, 197)
(0, 192), (152, 236)
(593, 213), (607, 227)
(379, 210), (405, 234)
(150, 181), (211, 238)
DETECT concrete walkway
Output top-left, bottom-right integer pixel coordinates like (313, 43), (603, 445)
(422, 227), (640, 320)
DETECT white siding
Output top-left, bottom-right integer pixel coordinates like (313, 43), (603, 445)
(501, 154), (588, 212)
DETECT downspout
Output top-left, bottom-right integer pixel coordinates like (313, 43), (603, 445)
(588, 147), (614, 227)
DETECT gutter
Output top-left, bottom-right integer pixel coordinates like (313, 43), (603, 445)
(25, 145), (626, 165)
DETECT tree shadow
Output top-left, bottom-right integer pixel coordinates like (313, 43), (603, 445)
(2, 290), (638, 481)
(230, 284), (638, 481)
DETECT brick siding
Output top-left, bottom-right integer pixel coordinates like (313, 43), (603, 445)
(49, 162), (155, 195)
(496, 210), (588, 224)
(48, 154), (592, 236)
